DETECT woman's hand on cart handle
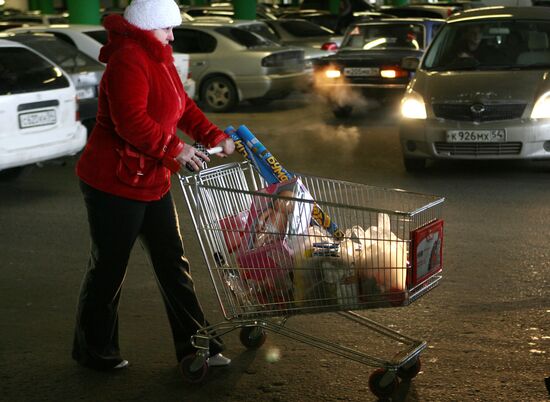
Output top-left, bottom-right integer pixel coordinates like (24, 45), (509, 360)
(176, 144), (210, 172)
(214, 138), (235, 158)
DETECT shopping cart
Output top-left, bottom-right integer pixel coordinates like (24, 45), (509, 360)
(177, 160), (444, 398)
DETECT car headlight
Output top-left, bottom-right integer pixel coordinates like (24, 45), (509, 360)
(531, 91), (550, 118)
(325, 68), (341, 79)
(401, 91), (427, 119)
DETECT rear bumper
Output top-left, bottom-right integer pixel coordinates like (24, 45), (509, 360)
(0, 123), (87, 171)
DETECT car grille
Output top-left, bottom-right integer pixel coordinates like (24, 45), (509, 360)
(432, 103), (526, 122)
(435, 142), (522, 156)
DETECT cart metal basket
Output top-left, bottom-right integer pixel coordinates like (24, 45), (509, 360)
(178, 160), (444, 397)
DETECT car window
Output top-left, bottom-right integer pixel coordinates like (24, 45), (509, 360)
(341, 23), (425, 50)
(84, 30), (108, 45)
(0, 47), (70, 95)
(12, 36), (103, 71)
(277, 20), (334, 37)
(215, 26), (274, 48)
(423, 19), (550, 71)
(172, 29), (217, 53)
(239, 23), (280, 43)
(47, 31), (77, 47)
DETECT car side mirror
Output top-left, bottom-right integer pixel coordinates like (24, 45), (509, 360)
(401, 56), (420, 71)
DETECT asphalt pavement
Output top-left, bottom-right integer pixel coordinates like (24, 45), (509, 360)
(1, 93), (549, 402)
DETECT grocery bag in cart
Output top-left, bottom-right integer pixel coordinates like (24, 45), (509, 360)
(177, 125), (445, 398)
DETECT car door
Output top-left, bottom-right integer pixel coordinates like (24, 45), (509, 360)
(172, 28), (215, 85)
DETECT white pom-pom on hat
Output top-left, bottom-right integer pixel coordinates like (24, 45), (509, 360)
(124, 0), (182, 31)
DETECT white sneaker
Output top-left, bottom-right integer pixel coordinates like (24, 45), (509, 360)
(207, 353), (231, 367)
(113, 360), (129, 369)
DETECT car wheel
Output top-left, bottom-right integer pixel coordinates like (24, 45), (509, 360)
(332, 105), (353, 118)
(403, 157), (426, 172)
(200, 76), (238, 113)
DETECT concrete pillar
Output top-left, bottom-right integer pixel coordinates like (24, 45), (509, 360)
(38, 0), (54, 13)
(329, 0), (339, 15)
(233, 0), (256, 20)
(67, 0), (100, 24)
(28, 0), (40, 11)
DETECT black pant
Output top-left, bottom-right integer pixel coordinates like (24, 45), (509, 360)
(72, 181), (223, 370)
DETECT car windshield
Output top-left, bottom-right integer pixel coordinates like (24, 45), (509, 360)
(277, 20), (334, 37)
(0, 47), (69, 95)
(238, 23), (280, 43)
(84, 30), (108, 45)
(423, 19), (550, 71)
(215, 26), (276, 47)
(341, 23), (425, 50)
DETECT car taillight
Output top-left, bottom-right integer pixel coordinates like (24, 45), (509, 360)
(321, 42), (339, 51)
(380, 65), (408, 79)
(262, 53), (282, 67)
(262, 51), (303, 67)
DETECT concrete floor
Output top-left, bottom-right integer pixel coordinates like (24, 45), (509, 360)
(1, 93), (549, 401)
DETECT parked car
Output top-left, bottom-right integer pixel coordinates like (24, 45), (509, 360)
(233, 18), (341, 85)
(2, 31), (104, 133)
(182, 5), (277, 21)
(6, 24), (196, 99)
(399, 7), (550, 170)
(380, 5), (459, 19)
(171, 21), (307, 112)
(261, 18), (343, 50)
(0, 39), (86, 180)
(0, 12), (69, 25)
(313, 18), (443, 117)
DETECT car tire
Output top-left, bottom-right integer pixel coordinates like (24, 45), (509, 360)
(403, 157), (426, 172)
(332, 105), (353, 118)
(200, 76), (238, 113)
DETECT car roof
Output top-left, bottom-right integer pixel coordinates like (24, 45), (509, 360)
(0, 38), (27, 47)
(447, 6), (550, 22)
(9, 24), (104, 32)
(181, 19), (262, 28)
(354, 17), (445, 25)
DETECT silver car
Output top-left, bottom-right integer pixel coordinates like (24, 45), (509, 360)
(172, 21), (307, 112)
(400, 6), (550, 170)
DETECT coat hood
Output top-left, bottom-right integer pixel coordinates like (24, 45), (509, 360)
(99, 14), (174, 64)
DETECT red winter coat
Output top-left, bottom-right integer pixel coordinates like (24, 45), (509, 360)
(76, 14), (228, 201)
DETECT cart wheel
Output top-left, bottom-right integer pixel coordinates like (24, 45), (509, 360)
(368, 368), (399, 398)
(239, 326), (267, 349)
(179, 353), (208, 383)
(397, 358), (421, 380)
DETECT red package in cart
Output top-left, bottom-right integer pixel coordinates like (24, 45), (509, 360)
(219, 210), (249, 253)
(236, 239), (295, 305)
(241, 177), (314, 250)
(236, 238), (294, 281)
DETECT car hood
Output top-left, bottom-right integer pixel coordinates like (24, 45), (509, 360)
(416, 70), (550, 103)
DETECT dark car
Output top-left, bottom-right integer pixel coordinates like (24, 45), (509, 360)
(2, 32), (104, 132)
(312, 18), (443, 117)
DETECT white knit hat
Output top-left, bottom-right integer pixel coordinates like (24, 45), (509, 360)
(124, 0), (182, 30)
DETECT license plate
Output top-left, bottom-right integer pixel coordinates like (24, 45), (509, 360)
(19, 109), (57, 129)
(446, 129), (506, 143)
(344, 67), (379, 77)
(76, 87), (95, 100)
